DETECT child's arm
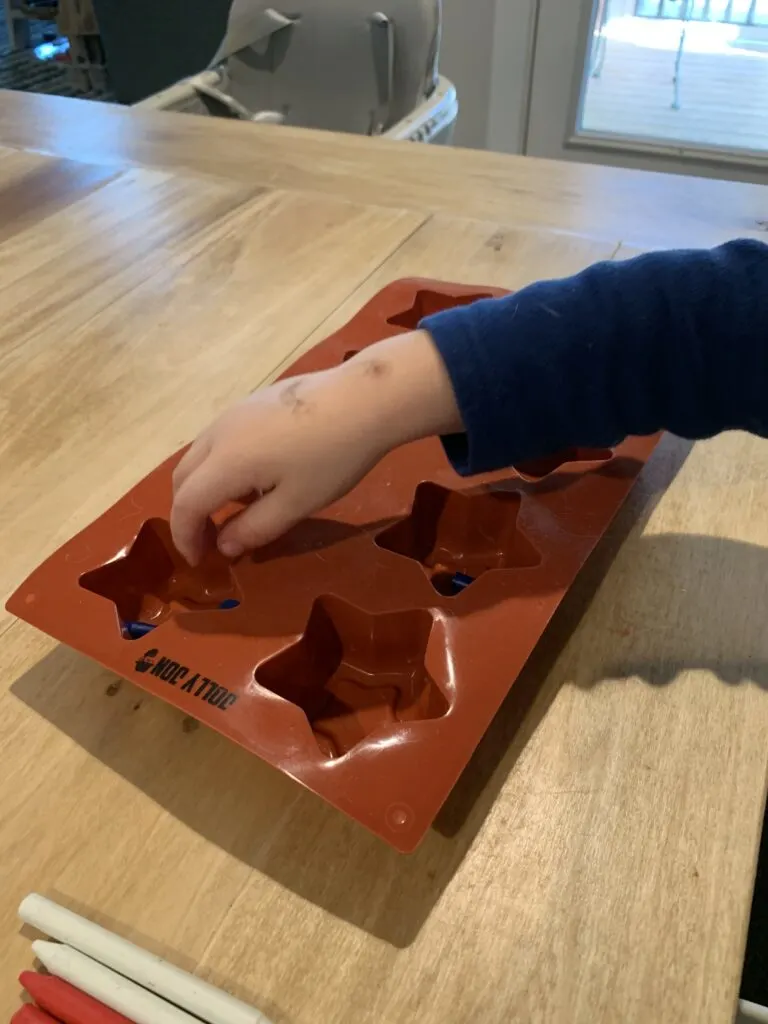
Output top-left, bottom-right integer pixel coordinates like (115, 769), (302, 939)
(171, 239), (768, 564)
(424, 238), (768, 474)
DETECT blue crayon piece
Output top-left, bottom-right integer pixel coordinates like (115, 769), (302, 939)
(452, 572), (475, 593)
(219, 599), (240, 610)
(123, 621), (156, 640)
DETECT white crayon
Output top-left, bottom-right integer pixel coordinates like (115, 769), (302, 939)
(21, 895), (272, 1024)
(32, 941), (203, 1024)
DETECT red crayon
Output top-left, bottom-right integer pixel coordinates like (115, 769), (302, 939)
(12, 1007), (60, 1024)
(20, 971), (135, 1024)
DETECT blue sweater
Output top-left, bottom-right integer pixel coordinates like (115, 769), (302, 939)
(422, 240), (768, 475)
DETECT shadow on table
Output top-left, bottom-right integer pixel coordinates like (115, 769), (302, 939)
(16, 435), (766, 951)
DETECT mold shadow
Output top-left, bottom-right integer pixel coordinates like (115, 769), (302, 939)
(433, 437), (692, 837)
(14, 436), (749, 953)
(435, 435), (768, 839)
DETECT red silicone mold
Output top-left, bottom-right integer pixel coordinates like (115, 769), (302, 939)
(7, 279), (660, 852)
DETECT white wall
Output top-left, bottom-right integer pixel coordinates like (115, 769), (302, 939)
(439, 0), (538, 153)
(439, 0), (495, 149)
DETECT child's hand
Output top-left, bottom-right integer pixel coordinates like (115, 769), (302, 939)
(170, 330), (462, 564)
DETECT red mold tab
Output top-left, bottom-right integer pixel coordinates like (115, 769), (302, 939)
(6, 278), (662, 852)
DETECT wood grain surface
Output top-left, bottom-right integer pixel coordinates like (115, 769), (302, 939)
(0, 90), (767, 249)
(0, 91), (767, 1024)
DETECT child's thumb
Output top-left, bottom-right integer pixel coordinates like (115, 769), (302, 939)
(217, 490), (298, 557)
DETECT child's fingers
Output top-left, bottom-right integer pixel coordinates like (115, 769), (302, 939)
(172, 437), (212, 495)
(171, 459), (250, 564)
(216, 489), (299, 557)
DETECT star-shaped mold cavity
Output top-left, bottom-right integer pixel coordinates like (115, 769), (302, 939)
(387, 289), (494, 330)
(80, 518), (239, 635)
(376, 483), (540, 596)
(515, 448), (613, 482)
(255, 597), (448, 759)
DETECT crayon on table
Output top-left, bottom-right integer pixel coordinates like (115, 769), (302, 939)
(20, 896), (273, 1024)
(21, 970), (135, 1024)
(11, 1006), (61, 1024)
(33, 941), (202, 1024)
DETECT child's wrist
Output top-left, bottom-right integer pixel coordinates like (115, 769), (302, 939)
(339, 330), (464, 455)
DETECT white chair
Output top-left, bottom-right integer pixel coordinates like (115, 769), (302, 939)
(135, 0), (456, 144)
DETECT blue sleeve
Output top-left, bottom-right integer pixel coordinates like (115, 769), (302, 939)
(421, 239), (768, 474)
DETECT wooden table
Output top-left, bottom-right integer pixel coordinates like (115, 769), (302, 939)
(1, 91), (767, 1024)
